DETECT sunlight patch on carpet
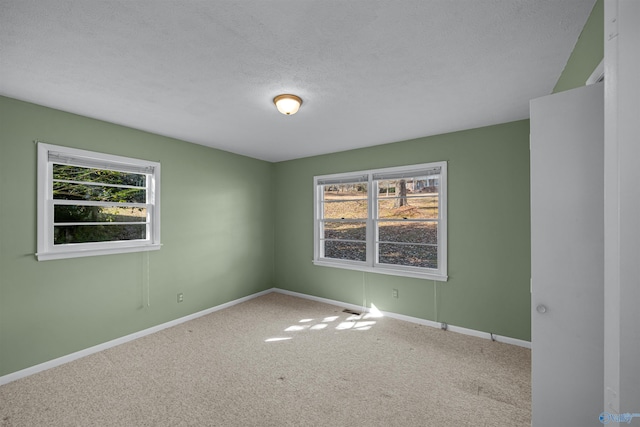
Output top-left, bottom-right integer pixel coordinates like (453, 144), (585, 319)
(310, 324), (328, 330)
(265, 337), (293, 342)
(267, 307), (380, 343)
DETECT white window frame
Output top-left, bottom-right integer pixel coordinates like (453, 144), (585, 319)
(313, 162), (447, 281)
(36, 143), (161, 261)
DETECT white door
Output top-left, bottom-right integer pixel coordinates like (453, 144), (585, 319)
(530, 82), (604, 427)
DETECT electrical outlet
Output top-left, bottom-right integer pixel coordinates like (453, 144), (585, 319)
(177, 293), (184, 303)
(392, 289), (398, 298)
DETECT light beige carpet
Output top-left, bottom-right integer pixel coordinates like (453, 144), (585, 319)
(0, 292), (531, 426)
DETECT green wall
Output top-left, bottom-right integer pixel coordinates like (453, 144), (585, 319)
(273, 120), (531, 341)
(0, 96), (275, 376)
(553, 0), (603, 93)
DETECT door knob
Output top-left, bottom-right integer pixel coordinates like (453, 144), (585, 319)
(536, 304), (548, 314)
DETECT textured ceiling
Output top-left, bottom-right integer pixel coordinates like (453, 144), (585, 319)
(0, 0), (596, 162)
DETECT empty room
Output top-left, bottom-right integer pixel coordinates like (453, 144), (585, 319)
(1, 1), (639, 426)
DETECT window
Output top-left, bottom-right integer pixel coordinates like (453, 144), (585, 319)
(37, 143), (161, 261)
(314, 162), (447, 281)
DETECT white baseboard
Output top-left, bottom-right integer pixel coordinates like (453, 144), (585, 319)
(1, 286), (530, 386)
(272, 288), (531, 349)
(0, 288), (273, 386)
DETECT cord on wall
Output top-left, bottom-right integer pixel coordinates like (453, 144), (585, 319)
(433, 280), (438, 323)
(361, 271), (367, 316)
(140, 255), (145, 309)
(140, 251), (151, 308)
(146, 251), (151, 307)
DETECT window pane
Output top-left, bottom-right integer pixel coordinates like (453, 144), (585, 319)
(377, 176), (439, 198)
(323, 221), (366, 241)
(54, 205), (147, 223)
(323, 183), (368, 219)
(54, 224), (146, 245)
(378, 195), (438, 219)
(377, 176), (439, 220)
(378, 221), (437, 244)
(324, 241), (366, 262)
(53, 182), (146, 203)
(323, 200), (368, 219)
(378, 243), (437, 269)
(53, 164), (146, 187)
(323, 183), (367, 199)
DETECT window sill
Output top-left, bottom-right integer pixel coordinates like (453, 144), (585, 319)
(312, 259), (448, 282)
(36, 243), (161, 261)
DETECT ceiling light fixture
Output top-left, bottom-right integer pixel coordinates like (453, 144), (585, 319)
(273, 94), (302, 115)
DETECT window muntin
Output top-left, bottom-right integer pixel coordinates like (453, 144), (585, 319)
(37, 143), (161, 261)
(314, 163), (447, 281)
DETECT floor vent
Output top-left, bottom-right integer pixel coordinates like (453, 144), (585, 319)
(342, 308), (361, 315)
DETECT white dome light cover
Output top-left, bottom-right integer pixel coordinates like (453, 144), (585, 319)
(274, 94), (302, 115)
